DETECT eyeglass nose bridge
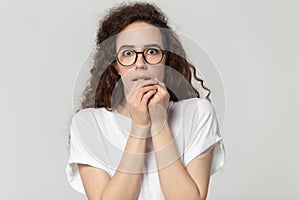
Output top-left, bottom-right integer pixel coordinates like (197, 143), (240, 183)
(133, 51), (147, 65)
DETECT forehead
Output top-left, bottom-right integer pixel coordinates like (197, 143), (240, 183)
(116, 23), (164, 50)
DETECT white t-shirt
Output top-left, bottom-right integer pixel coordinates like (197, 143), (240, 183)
(66, 97), (226, 199)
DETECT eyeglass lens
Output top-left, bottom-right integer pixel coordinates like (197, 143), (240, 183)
(117, 47), (163, 66)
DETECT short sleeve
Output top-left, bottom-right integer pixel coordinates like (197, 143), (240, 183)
(183, 99), (226, 176)
(65, 109), (111, 195)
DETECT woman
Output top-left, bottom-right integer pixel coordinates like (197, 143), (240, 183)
(66, 2), (225, 200)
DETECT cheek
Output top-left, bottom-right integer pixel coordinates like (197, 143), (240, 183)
(153, 65), (165, 81)
(115, 64), (127, 76)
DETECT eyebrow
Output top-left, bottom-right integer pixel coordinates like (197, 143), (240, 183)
(117, 44), (163, 51)
(144, 44), (162, 48)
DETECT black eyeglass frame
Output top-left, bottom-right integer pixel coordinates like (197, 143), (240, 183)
(113, 48), (168, 67)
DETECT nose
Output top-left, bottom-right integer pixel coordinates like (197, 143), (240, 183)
(135, 53), (147, 70)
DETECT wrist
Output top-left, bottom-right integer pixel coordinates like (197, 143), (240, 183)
(130, 121), (151, 139)
(149, 104), (167, 136)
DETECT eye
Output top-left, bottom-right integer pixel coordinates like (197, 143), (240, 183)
(146, 48), (159, 55)
(121, 49), (134, 57)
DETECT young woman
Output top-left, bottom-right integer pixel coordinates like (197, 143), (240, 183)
(66, 2), (225, 200)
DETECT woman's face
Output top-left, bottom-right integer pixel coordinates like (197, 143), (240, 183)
(114, 22), (166, 92)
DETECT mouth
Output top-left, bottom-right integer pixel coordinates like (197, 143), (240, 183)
(132, 76), (151, 81)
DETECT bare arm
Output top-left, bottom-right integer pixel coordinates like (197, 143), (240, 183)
(151, 122), (213, 200)
(148, 80), (213, 200)
(78, 131), (147, 200)
(78, 82), (158, 200)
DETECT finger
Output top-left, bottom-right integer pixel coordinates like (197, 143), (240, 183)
(128, 79), (158, 102)
(135, 79), (158, 89)
(127, 80), (147, 101)
(127, 81), (139, 101)
(135, 85), (158, 102)
(141, 85), (158, 91)
(152, 84), (166, 96)
(141, 89), (157, 104)
(154, 77), (166, 88)
(129, 85), (157, 103)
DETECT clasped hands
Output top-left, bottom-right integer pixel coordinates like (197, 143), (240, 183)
(127, 78), (170, 138)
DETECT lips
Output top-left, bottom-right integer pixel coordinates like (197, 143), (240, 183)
(132, 76), (151, 81)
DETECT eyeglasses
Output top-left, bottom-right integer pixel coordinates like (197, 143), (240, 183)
(114, 47), (168, 67)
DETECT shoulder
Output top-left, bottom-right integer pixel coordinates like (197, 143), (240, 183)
(179, 98), (215, 116)
(73, 108), (95, 120)
(72, 107), (110, 121)
(71, 108), (114, 133)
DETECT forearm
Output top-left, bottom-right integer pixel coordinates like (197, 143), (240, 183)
(101, 123), (148, 200)
(152, 122), (200, 200)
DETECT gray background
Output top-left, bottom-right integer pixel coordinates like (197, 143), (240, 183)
(1, 0), (299, 199)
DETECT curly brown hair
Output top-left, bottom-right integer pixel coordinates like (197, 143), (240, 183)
(76, 2), (211, 115)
